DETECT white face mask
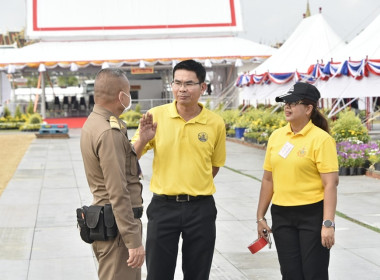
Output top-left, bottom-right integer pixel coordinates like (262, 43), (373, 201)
(120, 92), (132, 113)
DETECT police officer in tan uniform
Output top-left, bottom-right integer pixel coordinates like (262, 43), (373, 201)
(80, 68), (145, 280)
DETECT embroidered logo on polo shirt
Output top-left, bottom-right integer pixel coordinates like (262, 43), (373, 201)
(198, 132), (208, 142)
(297, 147), (307, 157)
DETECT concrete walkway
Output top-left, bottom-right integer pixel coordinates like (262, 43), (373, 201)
(0, 128), (379, 279)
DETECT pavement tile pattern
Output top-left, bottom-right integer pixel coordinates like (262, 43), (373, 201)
(0, 129), (379, 279)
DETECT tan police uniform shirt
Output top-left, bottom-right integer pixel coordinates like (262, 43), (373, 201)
(80, 104), (142, 249)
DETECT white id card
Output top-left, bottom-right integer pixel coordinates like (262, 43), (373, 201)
(278, 142), (294, 158)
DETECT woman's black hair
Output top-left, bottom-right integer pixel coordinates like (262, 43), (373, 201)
(302, 99), (329, 133)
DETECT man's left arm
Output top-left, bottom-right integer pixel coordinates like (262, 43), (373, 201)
(212, 166), (219, 178)
(211, 120), (226, 178)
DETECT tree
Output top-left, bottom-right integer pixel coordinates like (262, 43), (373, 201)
(14, 105), (23, 118)
(27, 76), (38, 88)
(57, 76), (79, 87)
(27, 101), (34, 114)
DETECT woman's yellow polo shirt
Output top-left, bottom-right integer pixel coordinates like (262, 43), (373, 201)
(263, 121), (338, 206)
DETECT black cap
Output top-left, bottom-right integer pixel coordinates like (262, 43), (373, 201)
(275, 82), (320, 103)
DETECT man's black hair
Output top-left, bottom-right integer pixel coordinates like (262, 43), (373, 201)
(173, 59), (206, 83)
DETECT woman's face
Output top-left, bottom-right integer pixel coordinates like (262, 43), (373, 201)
(283, 101), (312, 123)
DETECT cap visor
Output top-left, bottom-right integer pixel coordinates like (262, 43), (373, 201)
(276, 95), (301, 103)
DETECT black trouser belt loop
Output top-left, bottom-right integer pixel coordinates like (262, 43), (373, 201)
(132, 207), (143, 219)
(153, 193), (211, 202)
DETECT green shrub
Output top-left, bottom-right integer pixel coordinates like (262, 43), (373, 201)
(120, 110), (142, 128)
(14, 105), (23, 119)
(19, 123), (41, 131)
(28, 113), (43, 124)
(331, 109), (370, 143)
(27, 101), (34, 114)
(214, 106), (287, 142)
(18, 113), (42, 131)
(204, 99), (211, 109)
(0, 122), (20, 129)
(134, 103), (141, 114)
(3, 106), (11, 118)
(214, 109), (239, 129)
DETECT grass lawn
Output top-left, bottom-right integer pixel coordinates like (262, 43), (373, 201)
(0, 133), (35, 196)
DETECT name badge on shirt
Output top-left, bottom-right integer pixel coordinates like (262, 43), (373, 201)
(278, 142), (294, 158)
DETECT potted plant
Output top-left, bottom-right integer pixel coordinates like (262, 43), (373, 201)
(331, 109), (370, 143)
(234, 114), (251, 139)
(337, 150), (349, 176)
(367, 141), (380, 172)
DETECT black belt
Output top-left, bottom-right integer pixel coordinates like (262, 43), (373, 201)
(153, 193), (212, 202)
(132, 207), (143, 219)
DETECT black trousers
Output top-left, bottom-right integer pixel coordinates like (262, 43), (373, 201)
(271, 200), (330, 280)
(146, 195), (217, 280)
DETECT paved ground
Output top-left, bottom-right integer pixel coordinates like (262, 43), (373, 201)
(0, 128), (379, 280)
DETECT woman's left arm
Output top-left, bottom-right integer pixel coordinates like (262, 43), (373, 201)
(320, 172), (339, 249)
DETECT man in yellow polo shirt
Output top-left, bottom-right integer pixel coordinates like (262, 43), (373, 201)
(132, 59), (226, 280)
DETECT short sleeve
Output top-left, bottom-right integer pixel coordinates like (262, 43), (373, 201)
(316, 136), (339, 173)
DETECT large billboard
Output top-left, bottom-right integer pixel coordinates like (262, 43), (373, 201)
(26, 0), (242, 40)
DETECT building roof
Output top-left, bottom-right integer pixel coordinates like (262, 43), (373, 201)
(0, 36), (276, 72)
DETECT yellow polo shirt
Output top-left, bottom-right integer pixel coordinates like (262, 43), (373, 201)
(263, 121), (338, 206)
(132, 101), (226, 196)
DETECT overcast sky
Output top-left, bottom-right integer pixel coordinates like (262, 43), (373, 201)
(1, 0), (380, 46)
(239, 0), (380, 45)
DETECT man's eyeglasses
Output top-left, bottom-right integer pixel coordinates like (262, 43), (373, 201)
(171, 81), (201, 89)
(282, 100), (304, 108)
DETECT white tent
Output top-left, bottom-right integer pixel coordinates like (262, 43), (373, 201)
(237, 11), (380, 116)
(253, 13), (345, 74)
(331, 13), (380, 61)
(314, 12), (380, 98)
(239, 13), (346, 102)
(313, 14), (380, 116)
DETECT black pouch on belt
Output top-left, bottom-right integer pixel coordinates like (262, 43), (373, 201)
(104, 204), (118, 239)
(76, 206), (94, 244)
(86, 205), (107, 241)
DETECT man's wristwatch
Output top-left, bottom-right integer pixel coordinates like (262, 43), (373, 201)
(322, 220), (335, 228)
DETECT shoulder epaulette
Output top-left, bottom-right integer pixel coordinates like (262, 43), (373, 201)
(109, 116), (121, 130)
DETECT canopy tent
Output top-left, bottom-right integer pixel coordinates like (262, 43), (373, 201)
(309, 13), (380, 117)
(236, 13), (346, 102)
(236, 14), (345, 104)
(330, 14), (380, 61)
(0, 36), (276, 73)
(251, 13), (345, 75)
(236, 12), (380, 120)
(310, 13), (380, 100)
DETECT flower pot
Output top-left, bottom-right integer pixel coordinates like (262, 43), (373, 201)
(235, 127), (246, 139)
(375, 163), (380, 171)
(349, 167), (358, 176)
(244, 137), (257, 144)
(358, 167), (366, 175)
(339, 167), (350, 176)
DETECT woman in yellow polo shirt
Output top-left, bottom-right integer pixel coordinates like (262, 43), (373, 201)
(256, 82), (339, 280)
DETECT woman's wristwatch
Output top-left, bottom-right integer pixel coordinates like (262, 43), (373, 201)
(322, 219), (335, 228)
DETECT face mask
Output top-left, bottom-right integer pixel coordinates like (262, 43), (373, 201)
(120, 92), (132, 113)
